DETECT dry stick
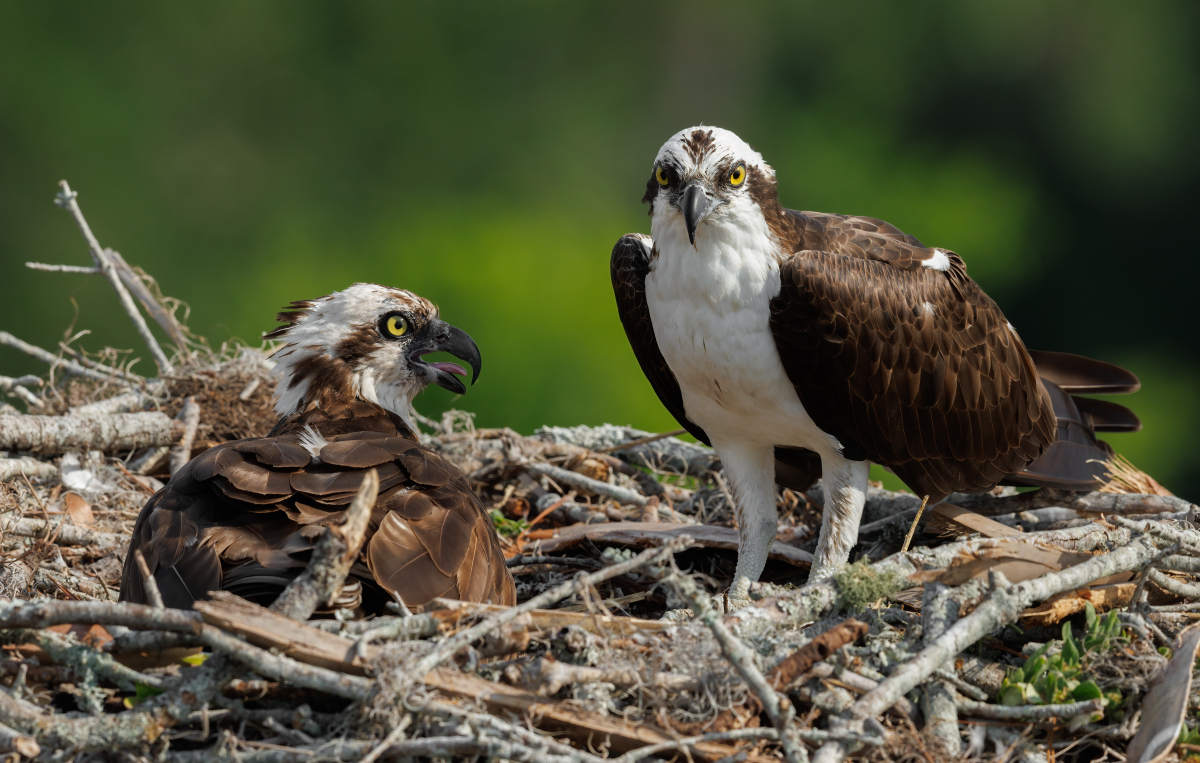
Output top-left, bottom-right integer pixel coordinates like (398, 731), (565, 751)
(57, 342), (144, 382)
(238, 378), (260, 401)
(956, 697), (1104, 721)
(0, 331), (123, 383)
(134, 550), (164, 608)
(0, 627), (161, 692)
(617, 728), (781, 763)
(105, 249), (191, 352)
(269, 468), (377, 621)
(899, 494), (930, 553)
(425, 698), (605, 763)
(25, 262), (99, 274)
(810, 534), (1163, 763)
(0, 375), (43, 409)
(663, 567), (808, 763)
(596, 428), (688, 453)
(358, 716), (411, 763)
(525, 461), (649, 506)
(0, 719), (39, 759)
(0, 411), (177, 454)
(55, 181), (173, 373)
(169, 396), (201, 476)
(0, 514), (126, 547)
(0, 458), (58, 482)
(1148, 569), (1200, 599)
(408, 538), (693, 679)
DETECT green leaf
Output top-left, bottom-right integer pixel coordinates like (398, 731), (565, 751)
(1062, 630), (1081, 666)
(123, 682), (164, 709)
(1000, 685), (1027, 706)
(1085, 602), (1097, 630)
(1024, 655), (1048, 684)
(1072, 680), (1103, 701)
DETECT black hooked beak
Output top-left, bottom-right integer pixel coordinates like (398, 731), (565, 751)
(412, 322), (482, 396)
(680, 182), (712, 246)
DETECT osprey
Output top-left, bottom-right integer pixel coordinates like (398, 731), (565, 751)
(120, 283), (515, 612)
(612, 127), (1139, 604)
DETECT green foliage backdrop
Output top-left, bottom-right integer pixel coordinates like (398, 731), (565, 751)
(1, 2), (1196, 497)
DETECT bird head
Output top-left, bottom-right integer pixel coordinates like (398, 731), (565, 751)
(643, 126), (776, 247)
(264, 283), (482, 421)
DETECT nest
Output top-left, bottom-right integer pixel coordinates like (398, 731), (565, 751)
(0, 181), (1196, 763)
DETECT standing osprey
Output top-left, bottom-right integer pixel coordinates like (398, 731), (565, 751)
(121, 283), (515, 612)
(612, 127), (1139, 603)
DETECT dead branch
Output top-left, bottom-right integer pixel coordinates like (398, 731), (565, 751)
(0, 411), (177, 454)
(55, 181), (173, 373)
(508, 657), (700, 695)
(527, 461), (650, 506)
(0, 457), (58, 482)
(168, 395), (201, 476)
(0, 330), (123, 383)
(270, 468), (376, 620)
(0, 514), (126, 547)
(105, 249), (191, 352)
(767, 618), (868, 688)
(25, 262), (98, 274)
(955, 696), (1104, 720)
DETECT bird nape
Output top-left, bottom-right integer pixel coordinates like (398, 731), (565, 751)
(611, 126), (1140, 610)
(119, 283), (515, 615)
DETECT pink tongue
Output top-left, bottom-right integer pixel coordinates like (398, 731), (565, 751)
(429, 361), (468, 377)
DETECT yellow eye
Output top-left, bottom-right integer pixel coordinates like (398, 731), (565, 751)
(729, 165), (746, 186)
(384, 315), (408, 337)
(655, 166), (669, 186)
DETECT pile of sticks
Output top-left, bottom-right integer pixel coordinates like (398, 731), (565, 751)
(0, 182), (1198, 763)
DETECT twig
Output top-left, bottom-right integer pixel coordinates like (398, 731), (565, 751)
(956, 696), (1104, 720)
(105, 249), (191, 352)
(596, 428), (688, 453)
(0, 627), (161, 692)
(0, 376), (44, 409)
(0, 458), (58, 482)
(505, 555), (603, 570)
(408, 539), (693, 679)
(616, 728), (781, 762)
(0, 331), (124, 383)
(0, 514), (126, 547)
(55, 181), (173, 373)
(358, 717), (411, 763)
(525, 461), (649, 506)
(169, 396), (201, 476)
(270, 468), (377, 621)
(25, 262), (99, 274)
(238, 378), (260, 401)
(134, 550), (164, 608)
(662, 564), (808, 763)
(900, 494), (929, 553)
(57, 342), (144, 382)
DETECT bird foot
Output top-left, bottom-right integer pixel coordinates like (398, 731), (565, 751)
(660, 591), (753, 621)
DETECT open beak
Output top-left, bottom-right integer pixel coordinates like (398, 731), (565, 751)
(411, 322), (482, 396)
(680, 182), (713, 246)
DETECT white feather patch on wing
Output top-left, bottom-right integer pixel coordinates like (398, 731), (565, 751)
(921, 249), (951, 271)
(297, 425), (329, 462)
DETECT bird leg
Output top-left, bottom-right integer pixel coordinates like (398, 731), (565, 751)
(808, 457), (870, 582)
(659, 443), (777, 621)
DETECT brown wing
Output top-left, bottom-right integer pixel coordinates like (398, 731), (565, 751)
(769, 212), (1056, 499)
(121, 402), (514, 611)
(611, 233), (823, 491)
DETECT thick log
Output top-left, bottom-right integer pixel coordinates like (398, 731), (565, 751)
(0, 412), (177, 454)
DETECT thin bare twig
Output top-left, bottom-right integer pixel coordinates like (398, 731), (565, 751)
(134, 550), (164, 609)
(55, 181), (173, 373)
(25, 262), (99, 274)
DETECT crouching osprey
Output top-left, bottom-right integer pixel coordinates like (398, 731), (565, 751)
(612, 127), (1139, 604)
(120, 284), (515, 612)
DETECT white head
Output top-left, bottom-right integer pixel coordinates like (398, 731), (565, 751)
(264, 283), (481, 422)
(643, 126), (779, 247)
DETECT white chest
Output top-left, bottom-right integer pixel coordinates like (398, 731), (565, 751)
(645, 215), (839, 455)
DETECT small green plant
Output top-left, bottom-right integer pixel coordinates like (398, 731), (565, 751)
(490, 509), (528, 538)
(999, 604), (1126, 716)
(122, 682), (164, 709)
(1179, 723), (1200, 763)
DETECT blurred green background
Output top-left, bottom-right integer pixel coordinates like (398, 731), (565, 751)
(0, 2), (1196, 498)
